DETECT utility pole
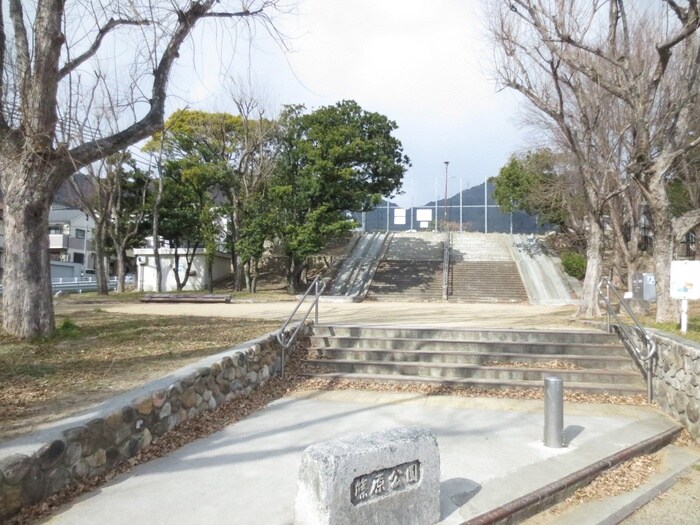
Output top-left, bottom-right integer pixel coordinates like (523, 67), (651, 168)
(444, 161), (449, 232)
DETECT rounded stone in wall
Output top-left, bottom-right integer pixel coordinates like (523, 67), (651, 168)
(46, 466), (71, 496)
(140, 428), (153, 449)
(0, 454), (32, 486)
(122, 405), (136, 426)
(152, 389), (167, 409)
(119, 438), (140, 459)
(181, 387), (198, 408)
(1, 482), (23, 517)
(674, 391), (687, 413)
(21, 463), (48, 506)
(85, 449), (107, 469)
(71, 460), (90, 479)
(159, 402), (172, 419)
(63, 442), (83, 467)
(687, 402), (700, 424)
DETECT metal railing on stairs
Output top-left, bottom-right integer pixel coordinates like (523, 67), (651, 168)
(442, 233), (451, 300)
(276, 275), (327, 378)
(598, 278), (657, 402)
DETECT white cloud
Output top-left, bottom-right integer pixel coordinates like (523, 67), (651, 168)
(169, 0), (528, 208)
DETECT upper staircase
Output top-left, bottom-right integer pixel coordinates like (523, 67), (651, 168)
(367, 232), (445, 301)
(303, 325), (646, 396)
(448, 233), (528, 302)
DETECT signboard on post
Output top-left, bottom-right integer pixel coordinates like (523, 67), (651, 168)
(670, 261), (700, 300)
(670, 260), (700, 334)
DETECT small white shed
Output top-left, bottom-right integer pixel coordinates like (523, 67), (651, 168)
(133, 248), (231, 292)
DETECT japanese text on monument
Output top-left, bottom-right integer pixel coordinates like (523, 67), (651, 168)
(350, 460), (421, 505)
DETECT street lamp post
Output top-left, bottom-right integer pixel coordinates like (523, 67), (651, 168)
(443, 161), (449, 232)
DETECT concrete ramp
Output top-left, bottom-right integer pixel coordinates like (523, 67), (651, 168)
(326, 232), (389, 301)
(510, 234), (580, 305)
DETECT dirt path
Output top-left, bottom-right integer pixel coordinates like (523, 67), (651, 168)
(96, 301), (582, 329)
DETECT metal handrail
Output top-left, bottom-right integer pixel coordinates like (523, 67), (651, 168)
(598, 277), (657, 402)
(276, 275), (327, 378)
(442, 232), (451, 300)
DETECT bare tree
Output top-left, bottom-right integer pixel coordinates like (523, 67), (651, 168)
(0, 1), (283, 338)
(226, 86), (279, 291)
(488, 0), (700, 322)
(488, 2), (630, 317)
(69, 161), (116, 295)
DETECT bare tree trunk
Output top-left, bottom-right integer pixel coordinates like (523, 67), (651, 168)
(287, 258), (305, 294)
(116, 248), (127, 293)
(2, 192), (55, 338)
(94, 219), (109, 295)
(577, 215), (603, 318)
(152, 173), (164, 293)
(647, 181), (679, 322)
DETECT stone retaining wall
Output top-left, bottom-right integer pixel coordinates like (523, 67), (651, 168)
(648, 330), (700, 440)
(0, 326), (307, 520)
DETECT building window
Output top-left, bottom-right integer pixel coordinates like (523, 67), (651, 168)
(73, 252), (84, 264)
(75, 228), (85, 239)
(49, 226), (62, 235)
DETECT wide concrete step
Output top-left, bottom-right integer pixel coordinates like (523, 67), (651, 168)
(313, 347), (636, 370)
(309, 336), (629, 358)
(306, 359), (645, 384)
(367, 260), (444, 300)
(298, 372), (647, 396)
(311, 325), (621, 345)
(448, 261), (528, 303)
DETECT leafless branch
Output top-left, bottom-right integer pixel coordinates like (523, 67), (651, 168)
(8, 0), (30, 110)
(65, 1), (276, 171)
(59, 18), (151, 79)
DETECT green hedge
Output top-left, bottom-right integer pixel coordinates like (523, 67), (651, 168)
(561, 252), (586, 280)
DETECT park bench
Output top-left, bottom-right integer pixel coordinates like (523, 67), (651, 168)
(140, 293), (232, 303)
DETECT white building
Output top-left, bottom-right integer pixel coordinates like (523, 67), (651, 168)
(133, 248), (231, 292)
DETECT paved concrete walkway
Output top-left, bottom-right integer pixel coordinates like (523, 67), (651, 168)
(42, 300), (698, 523)
(43, 390), (683, 525)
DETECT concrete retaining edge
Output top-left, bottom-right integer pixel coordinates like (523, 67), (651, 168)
(463, 425), (682, 525)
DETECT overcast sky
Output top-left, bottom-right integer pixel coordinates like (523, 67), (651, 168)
(169, 0), (529, 209)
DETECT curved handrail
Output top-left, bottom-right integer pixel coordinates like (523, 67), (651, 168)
(276, 275), (327, 378)
(598, 278), (657, 361)
(598, 277), (657, 402)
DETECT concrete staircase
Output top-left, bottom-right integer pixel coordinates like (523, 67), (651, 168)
(304, 325), (646, 396)
(449, 261), (528, 303)
(367, 232), (445, 301)
(446, 233), (528, 303)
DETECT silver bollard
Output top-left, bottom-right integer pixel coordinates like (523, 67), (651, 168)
(543, 376), (564, 448)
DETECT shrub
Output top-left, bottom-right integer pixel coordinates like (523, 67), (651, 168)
(561, 252), (586, 280)
(57, 318), (81, 338)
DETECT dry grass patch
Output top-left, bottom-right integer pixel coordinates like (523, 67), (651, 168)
(0, 310), (277, 440)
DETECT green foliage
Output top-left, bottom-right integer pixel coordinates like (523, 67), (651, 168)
(668, 178), (693, 217)
(56, 319), (81, 339)
(560, 252), (587, 280)
(273, 100), (409, 288)
(492, 149), (577, 229)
